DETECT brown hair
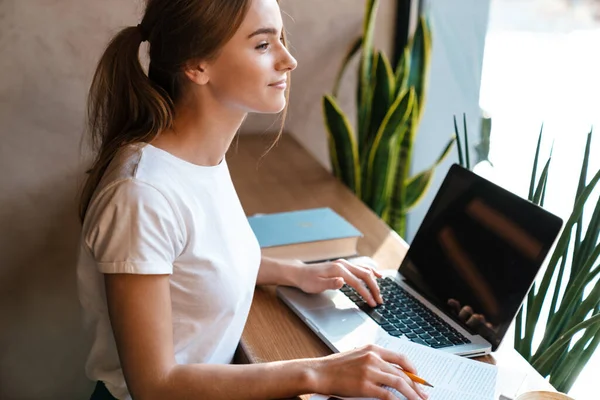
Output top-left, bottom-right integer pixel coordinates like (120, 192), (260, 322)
(80, 0), (290, 222)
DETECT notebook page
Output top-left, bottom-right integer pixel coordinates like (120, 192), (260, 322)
(320, 335), (497, 400)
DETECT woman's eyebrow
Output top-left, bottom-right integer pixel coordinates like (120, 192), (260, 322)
(247, 27), (279, 39)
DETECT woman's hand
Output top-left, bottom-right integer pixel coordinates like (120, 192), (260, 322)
(291, 258), (384, 307)
(310, 344), (429, 400)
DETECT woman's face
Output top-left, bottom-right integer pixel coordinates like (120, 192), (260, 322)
(202, 0), (297, 114)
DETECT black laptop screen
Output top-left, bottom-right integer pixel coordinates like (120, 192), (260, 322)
(398, 164), (562, 351)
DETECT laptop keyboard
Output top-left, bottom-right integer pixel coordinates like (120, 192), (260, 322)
(340, 277), (471, 349)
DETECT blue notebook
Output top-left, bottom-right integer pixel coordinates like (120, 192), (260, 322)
(248, 207), (363, 262)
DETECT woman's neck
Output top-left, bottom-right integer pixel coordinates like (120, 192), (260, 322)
(150, 91), (247, 167)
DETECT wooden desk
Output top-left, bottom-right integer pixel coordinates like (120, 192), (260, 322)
(228, 133), (552, 399)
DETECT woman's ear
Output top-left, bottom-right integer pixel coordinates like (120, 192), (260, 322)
(183, 61), (210, 85)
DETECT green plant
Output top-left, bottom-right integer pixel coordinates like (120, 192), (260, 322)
(322, 0), (455, 237)
(453, 112), (492, 170)
(516, 127), (600, 393)
(457, 122), (600, 392)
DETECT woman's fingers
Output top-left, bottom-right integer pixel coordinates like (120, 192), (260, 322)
(375, 346), (417, 374)
(336, 259), (383, 305)
(326, 262), (378, 307)
(374, 369), (426, 400)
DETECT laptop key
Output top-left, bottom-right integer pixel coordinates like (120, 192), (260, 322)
(411, 338), (427, 346)
(399, 327), (412, 334)
(366, 310), (387, 325)
(389, 330), (402, 337)
(381, 324), (395, 332)
(432, 342), (453, 349)
(355, 300), (368, 309)
(405, 333), (418, 339)
(413, 328), (425, 335)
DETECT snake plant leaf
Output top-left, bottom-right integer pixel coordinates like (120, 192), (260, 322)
(358, 0), (379, 147)
(322, 94), (360, 195)
(364, 89), (414, 214)
(332, 36), (362, 98)
(403, 136), (455, 212)
(366, 51), (396, 154)
(394, 47), (411, 98)
(388, 97), (419, 234)
(407, 15), (432, 119)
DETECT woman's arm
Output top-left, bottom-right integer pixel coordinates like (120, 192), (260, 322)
(105, 273), (428, 400)
(256, 255), (301, 286)
(105, 273), (314, 400)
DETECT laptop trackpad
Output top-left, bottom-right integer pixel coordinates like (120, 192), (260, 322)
(306, 307), (367, 340)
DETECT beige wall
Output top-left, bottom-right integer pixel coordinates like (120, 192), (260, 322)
(0, 0), (395, 398)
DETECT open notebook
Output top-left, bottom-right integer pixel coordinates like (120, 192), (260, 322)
(313, 334), (499, 400)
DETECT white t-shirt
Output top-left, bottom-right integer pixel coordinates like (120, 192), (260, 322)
(77, 143), (261, 400)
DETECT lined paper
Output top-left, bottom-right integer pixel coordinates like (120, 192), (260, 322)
(314, 335), (497, 400)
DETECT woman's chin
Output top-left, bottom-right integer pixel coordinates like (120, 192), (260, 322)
(257, 100), (287, 114)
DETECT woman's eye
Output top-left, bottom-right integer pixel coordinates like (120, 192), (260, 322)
(256, 42), (269, 50)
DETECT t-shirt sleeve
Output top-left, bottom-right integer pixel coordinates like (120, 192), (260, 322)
(83, 179), (184, 274)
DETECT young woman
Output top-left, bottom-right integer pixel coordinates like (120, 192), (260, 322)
(77, 0), (428, 399)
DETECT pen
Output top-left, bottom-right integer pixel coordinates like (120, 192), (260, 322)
(394, 365), (434, 387)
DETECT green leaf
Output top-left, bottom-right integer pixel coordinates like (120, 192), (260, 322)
(364, 89), (414, 214)
(527, 168), (600, 332)
(367, 51), (396, 147)
(475, 112), (492, 165)
(573, 129), (592, 262)
(332, 36), (362, 98)
(394, 47), (410, 98)
(573, 128), (596, 276)
(454, 115), (464, 168)
(322, 95), (361, 195)
(462, 113), (470, 170)
(532, 260), (600, 365)
(550, 323), (600, 392)
(529, 124), (545, 201)
(533, 313), (600, 373)
(407, 15), (432, 120)
(403, 137), (455, 211)
(532, 156), (551, 205)
(357, 0), (379, 148)
(388, 98), (419, 236)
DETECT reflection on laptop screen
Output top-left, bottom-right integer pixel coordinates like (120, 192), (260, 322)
(398, 164), (562, 350)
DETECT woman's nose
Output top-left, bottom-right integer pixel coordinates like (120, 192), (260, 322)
(277, 47), (298, 72)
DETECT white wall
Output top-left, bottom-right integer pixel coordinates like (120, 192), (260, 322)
(406, 0), (491, 240)
(0, 0), (395, 398)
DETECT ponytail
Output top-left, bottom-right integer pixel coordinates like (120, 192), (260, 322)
(79, 25), (174, 222)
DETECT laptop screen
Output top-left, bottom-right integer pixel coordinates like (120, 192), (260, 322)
(398, 164), (562, 351)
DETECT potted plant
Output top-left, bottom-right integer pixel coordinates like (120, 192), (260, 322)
(322, 0), (455, 238)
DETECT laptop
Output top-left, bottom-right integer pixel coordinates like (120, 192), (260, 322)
(277, 164), (563, 357)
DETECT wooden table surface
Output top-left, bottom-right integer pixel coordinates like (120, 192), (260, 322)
(227, 133), (553, 399)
